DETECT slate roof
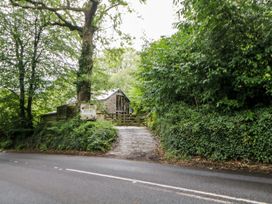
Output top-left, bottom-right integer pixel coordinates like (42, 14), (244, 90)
(66, 89), (129, 104)
(95, 89), (130, 102)
(95, 89), (119, 100)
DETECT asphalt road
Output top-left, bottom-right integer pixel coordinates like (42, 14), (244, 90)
(0, 152), (271, 204)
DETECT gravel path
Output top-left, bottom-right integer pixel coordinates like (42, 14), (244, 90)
(107, 126), (158, 160)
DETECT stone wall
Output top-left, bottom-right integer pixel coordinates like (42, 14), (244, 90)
(57, 104), (77, 120)
(41, 104), (77, 122)
(41, 112), (58, 122)
(103, 93), (117, 114)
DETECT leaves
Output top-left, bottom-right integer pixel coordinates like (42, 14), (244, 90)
(12, 118), (117, 152)
(154, 104), (272, 163)
(0, 5), (77, 129)
(134, 0), (272, 163)
(138, 0), (272, 112)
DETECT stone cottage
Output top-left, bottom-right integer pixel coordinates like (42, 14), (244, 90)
(95, 89), (130, 114)
(41, 88), (130, 122)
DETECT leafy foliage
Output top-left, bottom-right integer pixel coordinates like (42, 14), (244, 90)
(136, 0), (272, 163)
(93, 48), (140, 94)
(153, 104), (272, 163)
(0, 90), (19, 134)
(0, 6), (77, 128)
(139, 1), (272, 111)
(34, 71), (77, 116)
(8, 118), (117, 152)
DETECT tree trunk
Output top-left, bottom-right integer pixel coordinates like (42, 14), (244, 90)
(77, 1), (98, 103)
(26, 96), (33, 128)
(27, 67), (35, 128)
(15, 35), (26, 128)
(27, 56), (37, 129)
(26, 18), (41, 129)
(77, 34), (92, 102)
(18, 63), (26, 127)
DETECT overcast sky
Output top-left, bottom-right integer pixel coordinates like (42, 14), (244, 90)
(120, 0), (177, 50)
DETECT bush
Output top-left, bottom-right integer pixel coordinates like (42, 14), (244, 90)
(153, 104), (272, 163)
(0, 139), (13, 149)
(12, 118), (117, 153)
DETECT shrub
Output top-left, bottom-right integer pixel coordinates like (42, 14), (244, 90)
(11, 118), (117, 153)
(0, 139), (13, 149)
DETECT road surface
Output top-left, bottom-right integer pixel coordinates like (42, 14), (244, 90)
(0, 152), (271, 204)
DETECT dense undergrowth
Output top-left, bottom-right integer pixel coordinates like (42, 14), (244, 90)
(0, 118), (117, 153)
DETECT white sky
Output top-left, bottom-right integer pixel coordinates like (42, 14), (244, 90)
(121, 0), (178, 50)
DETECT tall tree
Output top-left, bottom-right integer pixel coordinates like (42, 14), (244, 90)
(10, 0), (145, 103)
(138, 0), (272, 112)
(0, 6), (75, 128)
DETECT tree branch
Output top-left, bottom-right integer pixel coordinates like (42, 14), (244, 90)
(47, 20), (83, 33)
(87, 0), (99, 23)
(10, 0), (84, 12)
(0, 86), (19, 98)
(95, 3), (124, 27)
(53, 11), (83, 32)
(10, 0), (83, 33)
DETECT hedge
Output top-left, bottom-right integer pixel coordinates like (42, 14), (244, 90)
(153, 105), (272, 163)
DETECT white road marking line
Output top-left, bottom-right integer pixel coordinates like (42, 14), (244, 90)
(14, 161), (18, 163)
(176, 192), (231, 204)
(66, 168), (268, 204)
(140, 184), (230, 204)
(54, 166), (59, 169)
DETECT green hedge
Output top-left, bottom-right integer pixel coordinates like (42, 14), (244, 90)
(7, 118), (117, 153)
(153, 105), (272, 163)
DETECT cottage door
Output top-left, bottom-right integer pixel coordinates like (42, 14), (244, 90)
(116, 95), (125, 113)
